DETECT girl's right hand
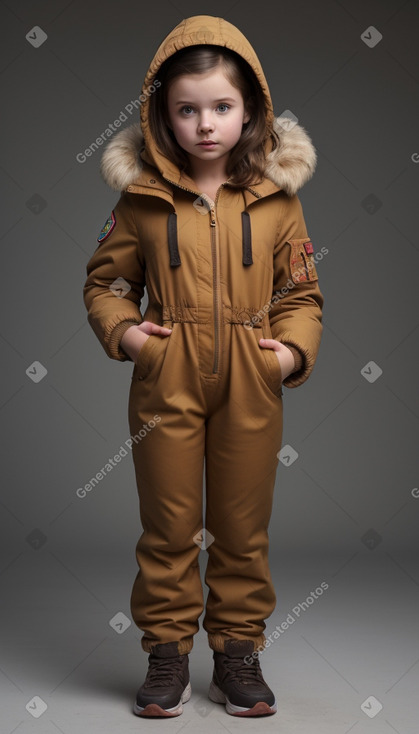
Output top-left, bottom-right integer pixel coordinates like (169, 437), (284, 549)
(120, 322), (172, 363)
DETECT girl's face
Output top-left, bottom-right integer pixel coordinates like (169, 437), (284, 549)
(166, 68), (250, 173)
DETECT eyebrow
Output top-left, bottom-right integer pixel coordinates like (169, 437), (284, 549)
(175, 97), (237, 105)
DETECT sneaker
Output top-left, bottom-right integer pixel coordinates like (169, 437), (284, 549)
(133, 641), (191, 717)
(208, 638), (277, 716)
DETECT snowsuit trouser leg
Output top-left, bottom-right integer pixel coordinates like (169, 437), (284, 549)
(201, 321), (284, 652)
(127, 318), (283, 655)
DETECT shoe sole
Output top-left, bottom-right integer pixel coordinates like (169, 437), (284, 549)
(133, 681), (191, 717)
(208, 680), (277, 716)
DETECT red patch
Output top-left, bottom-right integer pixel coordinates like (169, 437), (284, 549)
(303, 240), (314, 255)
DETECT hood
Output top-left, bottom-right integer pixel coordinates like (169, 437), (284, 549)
(101, 14), (317, 197)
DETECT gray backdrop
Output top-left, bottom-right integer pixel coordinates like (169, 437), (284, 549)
(1, 1), (418, 732)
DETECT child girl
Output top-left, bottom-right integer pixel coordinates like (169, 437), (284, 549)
(83, 14), (323, 719)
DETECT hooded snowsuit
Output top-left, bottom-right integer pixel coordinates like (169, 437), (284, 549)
(83, 14), (324, 656)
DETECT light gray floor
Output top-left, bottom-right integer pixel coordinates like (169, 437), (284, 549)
(1, 551), (417, 733)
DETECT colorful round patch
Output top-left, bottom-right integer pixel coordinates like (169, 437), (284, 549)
(97, 210), (116, 243)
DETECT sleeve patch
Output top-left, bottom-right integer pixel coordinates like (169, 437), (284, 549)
(97, 210), (116, 243)
(288, 238), (319, 284)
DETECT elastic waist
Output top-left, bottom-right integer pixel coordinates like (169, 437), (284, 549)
(161, 304), (265, 327)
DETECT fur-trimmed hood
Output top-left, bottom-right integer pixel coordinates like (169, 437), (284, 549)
(101, 116), (317, 197)
(100, 15), (317, 197)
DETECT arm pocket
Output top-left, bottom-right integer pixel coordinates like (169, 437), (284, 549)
(288, 238), (319, 284)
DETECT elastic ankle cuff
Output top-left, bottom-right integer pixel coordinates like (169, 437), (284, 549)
(141, 637), (194, 655)
(207, 633), (267, 653)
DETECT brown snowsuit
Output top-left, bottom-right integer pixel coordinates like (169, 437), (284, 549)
(83, 14), (324, 655)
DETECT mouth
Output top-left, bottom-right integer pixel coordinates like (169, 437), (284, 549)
(198, 141), (217, 147)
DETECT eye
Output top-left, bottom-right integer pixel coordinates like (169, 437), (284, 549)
(179, 103), (231, 115)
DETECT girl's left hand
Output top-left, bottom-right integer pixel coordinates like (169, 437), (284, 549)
(259, 339), (295, 381)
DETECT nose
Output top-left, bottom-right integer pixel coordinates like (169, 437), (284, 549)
(198, 111), (214, 132)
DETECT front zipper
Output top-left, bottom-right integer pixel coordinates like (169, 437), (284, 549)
(209, 193), (221, 373)
(161, 174), (224, 374)
(208, 185), (224, 373)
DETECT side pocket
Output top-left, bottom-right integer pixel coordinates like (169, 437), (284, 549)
(132, 326), (173, 381)
(132, 335), (156, 380)
(264, 343), (283, 398)
(251, 325), (283, 399)
(288, 238), (319, 284)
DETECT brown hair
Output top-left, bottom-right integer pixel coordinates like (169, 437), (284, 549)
(147, 45), (280, 188)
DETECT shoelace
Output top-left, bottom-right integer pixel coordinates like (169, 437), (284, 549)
(222, 654), (265, 685)
(144, 655), (185, 688)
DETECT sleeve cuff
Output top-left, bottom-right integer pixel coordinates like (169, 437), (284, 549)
(283, 343), (303, 373)
(109, 319), (142, 360)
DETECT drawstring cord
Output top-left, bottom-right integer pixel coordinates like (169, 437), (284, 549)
(241, 211), (253, 266)
(167, 212), (181, 267)
(167, 211), (253, 268)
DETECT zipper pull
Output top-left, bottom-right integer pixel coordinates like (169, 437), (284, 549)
(210, 207), (216, 226)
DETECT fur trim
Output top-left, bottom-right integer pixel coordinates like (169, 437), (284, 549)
(266, 117), (317, 196)
(100, 116), (316, 196)
(100, 123), (145, 192)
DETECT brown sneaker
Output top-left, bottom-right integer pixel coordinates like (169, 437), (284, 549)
(133, 641), (191, 717)
(208, 639), (277, 716)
